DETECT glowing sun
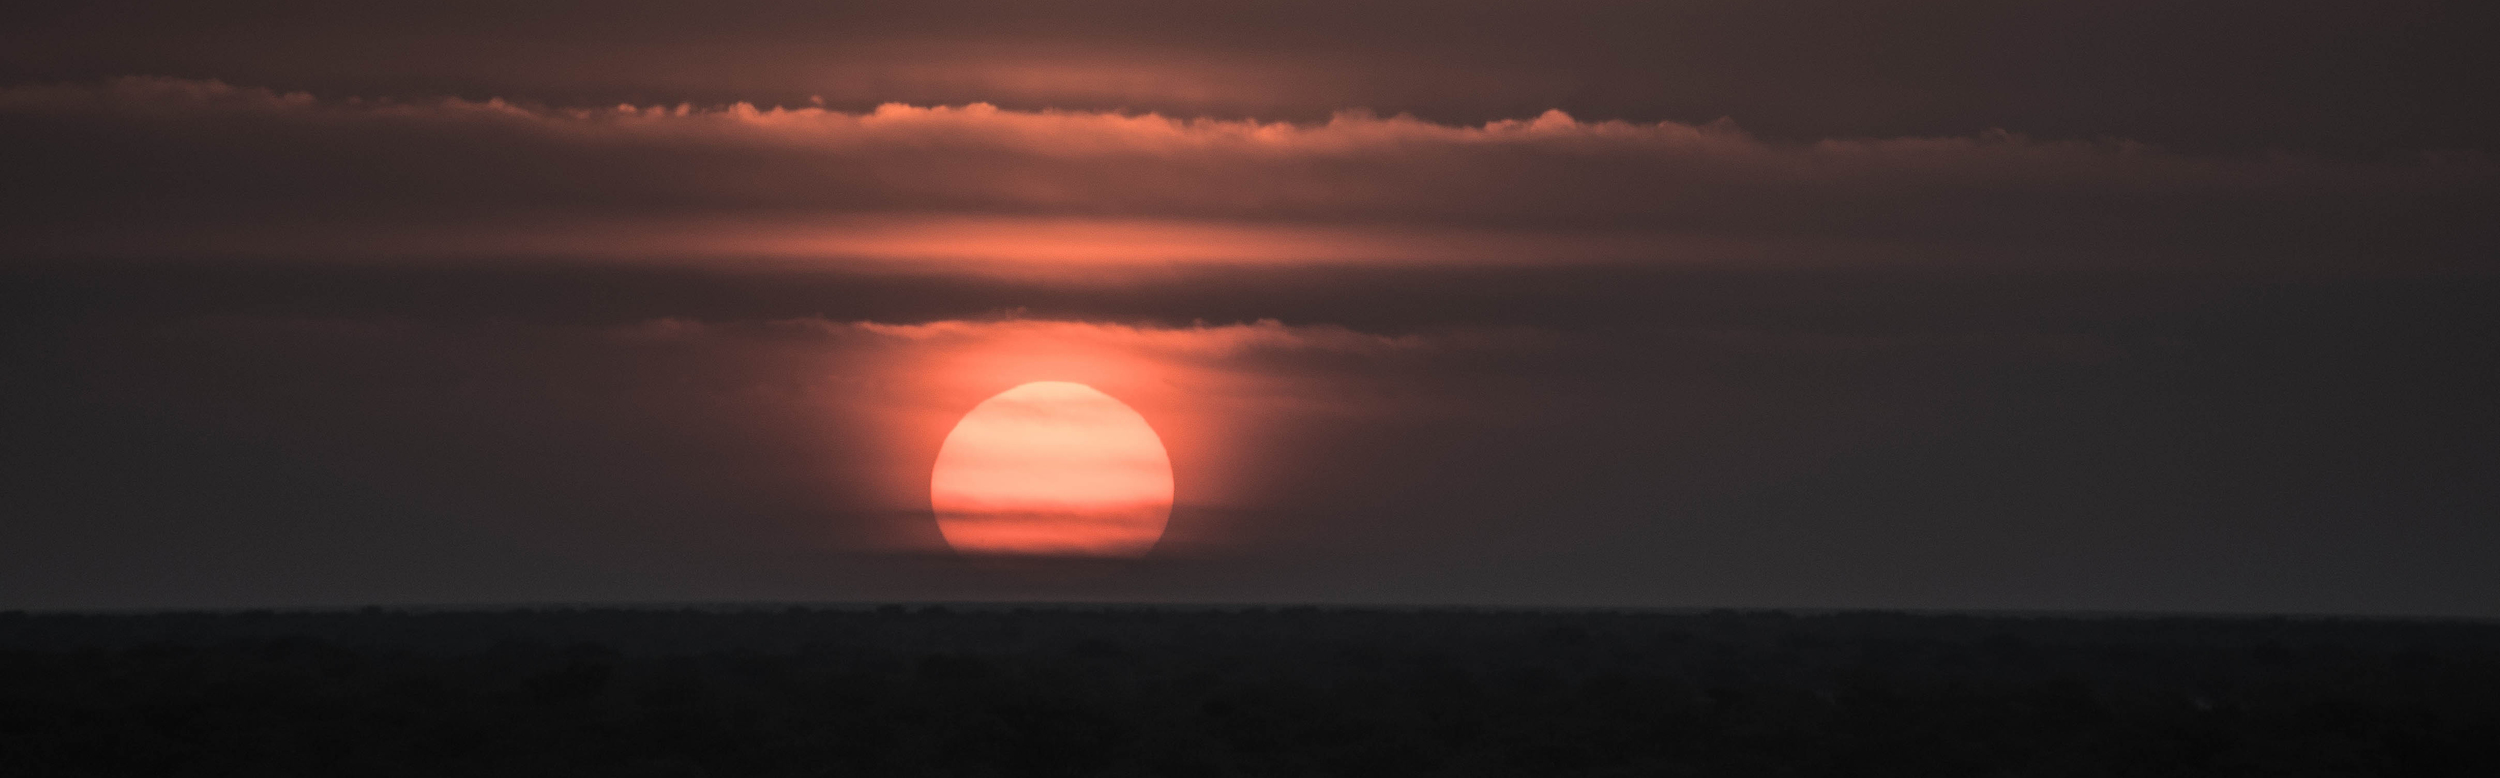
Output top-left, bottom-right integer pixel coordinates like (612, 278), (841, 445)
(930, 381), (1174, 557)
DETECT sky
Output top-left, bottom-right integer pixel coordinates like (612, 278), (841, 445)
(3, 1), (2497, 615)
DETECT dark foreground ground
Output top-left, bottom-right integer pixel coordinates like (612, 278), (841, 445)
(2, 607), (2496, 776)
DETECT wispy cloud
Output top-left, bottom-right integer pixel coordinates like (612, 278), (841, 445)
(4, 78), (2492, 270)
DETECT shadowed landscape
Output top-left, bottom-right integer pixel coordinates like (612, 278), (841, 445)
(5, 607), (2496, 776)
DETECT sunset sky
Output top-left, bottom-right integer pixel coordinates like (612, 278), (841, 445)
(5, 1), (2497, 615)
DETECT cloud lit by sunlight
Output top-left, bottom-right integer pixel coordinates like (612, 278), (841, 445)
(8, 78), (2488, 272)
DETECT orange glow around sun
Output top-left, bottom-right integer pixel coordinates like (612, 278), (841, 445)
(929, 381), (1175, 557)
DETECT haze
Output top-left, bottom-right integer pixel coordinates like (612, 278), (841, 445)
(2, 0), (2496, 616)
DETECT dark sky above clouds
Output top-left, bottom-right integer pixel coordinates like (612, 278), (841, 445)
(3, 1), (2496, 614)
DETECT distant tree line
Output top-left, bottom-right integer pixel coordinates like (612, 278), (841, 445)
(2, 607), (2495, 776)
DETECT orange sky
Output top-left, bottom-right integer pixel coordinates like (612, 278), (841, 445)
(810, 318), (1440, 555)
(5, 1), (2499, 614)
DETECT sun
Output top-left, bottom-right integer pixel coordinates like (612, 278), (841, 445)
(929, 381), (1174, 557)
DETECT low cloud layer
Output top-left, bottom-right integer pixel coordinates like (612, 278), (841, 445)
(7, 78), (2491, 271)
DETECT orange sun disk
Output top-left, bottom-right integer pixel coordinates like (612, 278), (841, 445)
(929, 381), (1174, 557)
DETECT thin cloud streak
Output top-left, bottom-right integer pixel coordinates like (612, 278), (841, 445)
(5, 78), (2491, 271)
(12, 1), (2495, 156)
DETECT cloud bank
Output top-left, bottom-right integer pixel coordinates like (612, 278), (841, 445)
(5, 78), (2491, 270)
(12, 1), (2496, 156)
